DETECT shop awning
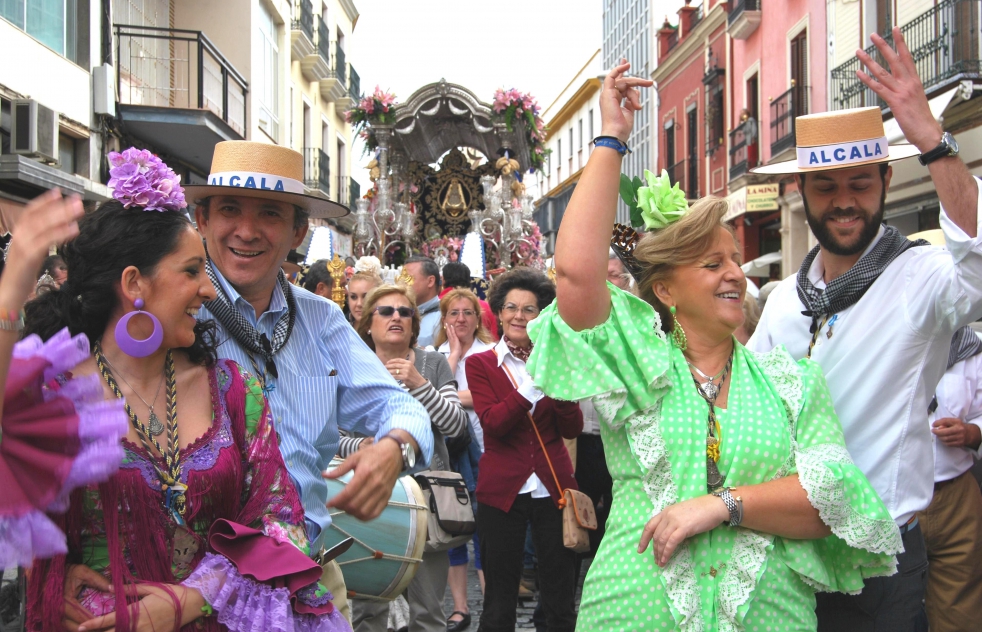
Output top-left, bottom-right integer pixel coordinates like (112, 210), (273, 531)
(742, 251), (782, 277)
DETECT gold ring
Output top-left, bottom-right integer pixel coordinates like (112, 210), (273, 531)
(396, 369), (400, 375)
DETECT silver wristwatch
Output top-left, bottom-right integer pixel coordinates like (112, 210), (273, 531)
(712, 487), (743, 527)
(380, 433), (416, 472)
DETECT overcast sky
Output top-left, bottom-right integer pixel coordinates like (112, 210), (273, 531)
(348, 0), (603, 190)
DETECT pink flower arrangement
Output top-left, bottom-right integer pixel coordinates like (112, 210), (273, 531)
(420, 237), (463, 262)
(107, 147), (187, 212)
(492, 88), (550, 174)
(345, 87), (398, 155)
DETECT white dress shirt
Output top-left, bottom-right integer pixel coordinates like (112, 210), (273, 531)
(748, 180), (982, 525)
(932, 349), (982, 482)
(493, 337), (550, 499)
(439, 338), (495, 453)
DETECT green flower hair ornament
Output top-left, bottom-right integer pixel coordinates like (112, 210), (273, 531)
(619, 169), (689, 230)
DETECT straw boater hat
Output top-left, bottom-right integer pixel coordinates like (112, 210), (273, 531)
(751, 106), (921, 175)
(183, 140), (349, 219)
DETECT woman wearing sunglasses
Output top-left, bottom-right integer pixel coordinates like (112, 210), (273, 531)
(353, 283), (469, 632)
(465, 268), (583, 632)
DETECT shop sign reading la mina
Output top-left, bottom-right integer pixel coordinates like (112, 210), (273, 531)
(724, 183), (780, 221)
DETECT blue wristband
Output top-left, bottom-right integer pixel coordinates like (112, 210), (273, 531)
(592, 136), (631, 155)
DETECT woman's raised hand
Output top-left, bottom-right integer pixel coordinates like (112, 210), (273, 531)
(0, 189), (83, 308)
(637, 495), (729, 567)
(599, 59), (653, 143)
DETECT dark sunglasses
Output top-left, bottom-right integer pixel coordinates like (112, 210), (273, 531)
(374, 305), (415, 318)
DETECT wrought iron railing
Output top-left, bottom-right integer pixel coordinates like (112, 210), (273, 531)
(348, 65), (361, 101)
(770, 85), (807, 156)
(292, 0), (313, 43)
(336, 42), (347, 85)
(690, 4), (704, 31)
(667, 29), (679, 52)
(830, 0), (981, 110)
(728, 0), (760, 25)
(349, 177), (361, 210)
(729, 127), (748, 180)
(114, 24), (248, 136)
(666, 159), (688, 199)
(316, 16), (330, 61)
(303, 147), (330, 195)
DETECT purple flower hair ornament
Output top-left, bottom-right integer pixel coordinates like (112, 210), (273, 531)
(107, 147), (187, 212)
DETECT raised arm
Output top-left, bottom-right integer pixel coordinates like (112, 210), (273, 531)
(554, 60), (652, 331)
(857, 27), (978, 237)
(0, 191), (83, 412)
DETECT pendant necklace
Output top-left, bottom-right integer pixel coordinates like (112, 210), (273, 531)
(101, 354), (166, 436)
(96, 343), (187, 525)
(687, 349), (734, 492)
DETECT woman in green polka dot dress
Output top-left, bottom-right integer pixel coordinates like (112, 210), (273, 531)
(525, 60), (903, 632)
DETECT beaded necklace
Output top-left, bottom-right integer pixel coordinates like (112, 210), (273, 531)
(95, 342), (186, 525)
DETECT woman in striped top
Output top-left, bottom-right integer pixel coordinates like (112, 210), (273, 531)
(352, 283), (469, 632)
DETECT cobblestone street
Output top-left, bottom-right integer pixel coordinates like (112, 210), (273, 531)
(440, 543), (589, 631)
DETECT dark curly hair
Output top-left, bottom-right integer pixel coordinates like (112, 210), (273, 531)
(24, 200), (217, 366)
(487, 267), (556, 315)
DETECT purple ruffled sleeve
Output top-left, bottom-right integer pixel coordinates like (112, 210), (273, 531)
(0, 328), (127, 569)
(183, 553), (351, 632)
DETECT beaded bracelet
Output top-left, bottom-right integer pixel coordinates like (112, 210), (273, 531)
(0, 308), (25, 332)
(592, 135), (632, 155)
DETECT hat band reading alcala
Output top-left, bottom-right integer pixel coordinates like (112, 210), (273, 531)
(795, 136), (889, 170)
(207, 171), (305, 194)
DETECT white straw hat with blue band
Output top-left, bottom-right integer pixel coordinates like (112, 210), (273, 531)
(751, 106), (921, 175)
(183, 140), (350, 219)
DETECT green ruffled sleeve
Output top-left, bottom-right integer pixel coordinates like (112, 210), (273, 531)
(527, 283), (672, 426)
(776, 358), (902, 593)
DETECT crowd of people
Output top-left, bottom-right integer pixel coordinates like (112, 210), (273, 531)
(1, 25), (982, 632)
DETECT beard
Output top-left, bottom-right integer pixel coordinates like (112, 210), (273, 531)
(802, 189), (887, 256)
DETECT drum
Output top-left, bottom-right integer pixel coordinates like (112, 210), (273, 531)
(322, 458), (429, 600)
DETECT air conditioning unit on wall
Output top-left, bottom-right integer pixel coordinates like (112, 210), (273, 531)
(11, 99), (59, 164)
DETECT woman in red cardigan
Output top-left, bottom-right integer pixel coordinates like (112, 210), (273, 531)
(465, 268), (583, 632)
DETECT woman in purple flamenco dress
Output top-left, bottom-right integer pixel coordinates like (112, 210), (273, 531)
(14, 150), (351, 632)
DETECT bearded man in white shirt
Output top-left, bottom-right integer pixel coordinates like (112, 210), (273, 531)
(748, 29), (982, 632)
(917, 327), (982, 632)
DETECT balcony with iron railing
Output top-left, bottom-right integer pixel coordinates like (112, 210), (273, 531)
(349, 177), (361, 210)
(729, 127), (748, 180)
(114, 24), (247, 173)
(728, 0), (762, 39)
(666, 159), (688, 199)
(830, 0), (981, 110)
(299, 15), (330, 81)
(290, 0), (315, 61)
(336, 175), (350, 208)
(349, 65), (361, 101)
(304, 147), (331, 196)
(770, 84), (807, 157)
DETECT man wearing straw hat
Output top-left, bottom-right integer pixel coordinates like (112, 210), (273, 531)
(747, 29), (982, 631)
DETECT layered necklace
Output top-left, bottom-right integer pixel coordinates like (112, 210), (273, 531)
(95, 342), (187, 526)
(686, 348), (734, 493)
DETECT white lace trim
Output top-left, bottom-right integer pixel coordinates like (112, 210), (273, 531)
(796, 443), (903, 556)
(716, 530), (773, 632)
(751, 346), (804, 425)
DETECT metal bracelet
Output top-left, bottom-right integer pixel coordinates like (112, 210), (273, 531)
(713, 487), (743, 527)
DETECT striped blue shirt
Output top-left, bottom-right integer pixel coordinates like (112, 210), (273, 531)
(198, 267), (433, 549)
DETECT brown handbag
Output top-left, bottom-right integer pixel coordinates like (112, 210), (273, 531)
(524, 411), (598, 553)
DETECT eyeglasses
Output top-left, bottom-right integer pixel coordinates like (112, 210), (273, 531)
(374, 305), (415, 318)
(502, 304), (540, 317)
(448, 309), (477, 318)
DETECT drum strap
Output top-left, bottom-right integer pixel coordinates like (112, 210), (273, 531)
(494, 349), (569, 510)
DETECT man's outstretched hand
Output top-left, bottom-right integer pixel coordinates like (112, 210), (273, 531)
(856, 26), (942, 153)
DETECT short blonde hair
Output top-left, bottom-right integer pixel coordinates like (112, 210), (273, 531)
(434, 288), (494, 348)
(634, 197), (734, 332)
(347, 271), (382, 292)
(356, 284), (421, 350)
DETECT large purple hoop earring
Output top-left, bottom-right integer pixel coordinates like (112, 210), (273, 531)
(114, 298), (163, 357)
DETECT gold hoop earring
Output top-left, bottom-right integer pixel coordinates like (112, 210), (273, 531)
(669, 306), (687, 351)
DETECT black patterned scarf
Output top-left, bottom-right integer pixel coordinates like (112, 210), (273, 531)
(947, 326), (982, 370)
(204, 258), (297, 379)
(796, 225), (929, 330)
